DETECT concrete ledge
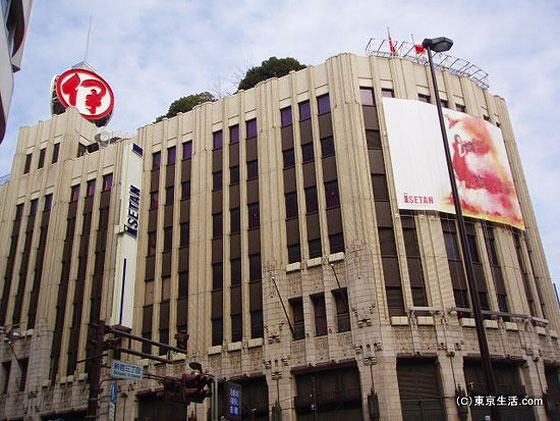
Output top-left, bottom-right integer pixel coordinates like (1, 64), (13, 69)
(390, 316), (409, 326)
(328, 252), (345, 263)
(460, 318), (476, 327)
(78, 373), (88, 382)
(25, 329), (34, 337)
(505, 321), (518, 331)
(550, 329), (558, 338)
(484, 320), (499, 329)
(307, 257), (322, 268)
(228, 341), (242, 351)
(536, 326), (547, 336)
(171, 353), (185, 361)
(208, 345), (222, 355)
(248, 338), (263, 348)
(286, 262), (301, 272)
(417, 316), (435, 326)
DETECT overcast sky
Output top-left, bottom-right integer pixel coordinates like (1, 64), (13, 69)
(2, 1), (559, 291)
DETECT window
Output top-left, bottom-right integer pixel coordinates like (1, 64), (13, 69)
(18, 358), (28, 392)
(305, 186), (318, 213)
(251, 310), (263, 338)
(312, 294), (327, 336)
(299, 100), (311, 121)
(334, 289), (350, 332)
(87, 180), (96, 197)
(178, 271), (188, 297)
(150, 191), (159, 209)
(247, 160), (258, 179)
(443, 231), (461, 261)
(324, 181), (340, 208)
(366, 130), (381, 149)
(165, 186), (174, 205)
(246, 119), (257, 138)
(181, 181), (190, 200)
(281, 107), (292, 126)
(52, 143), (60, 164)
(249, 253), (261, 281)
(212, 319), (223, 346)
(309, 239), (322, 258)
(38, 148), (46, 168)
(288, 243), (301, 263)
(441, 99), (449, 108)
(1, 361), (10, 394)
(360, 87), (375, 106)
(212, 263), (223, 289)
(44, 194), (53, 211)
(212, 213), (223, 238)
(301, 143), (314, 163)
(70, 185), (80, 202)
(290, 298), (305, 339)
(167, 146), (176, 165)
(180, 222), (189, 247)
(285, 192), (298, 219)
(182, 141), (192, 160)
(102, 173), (113, 192)
(230, 125), (239, 144)
(15, 203), (23, 219)
(148, 231), (156, 255)
(248, 203), (259, 229)
(230, 165), (239, 184)
(231, 314), (242, 342)
(329, 233), (345, 253)
(483, 115), (490, 122)
(213, 171), (222, 190)
(321, 136), (335, 157)
(283, 149), (295, 168)
(418, 94), (431, 103)
(77, 143), (87, 158)
(456, 104), (466, 113)
(230, 208), (240, 233)
(152, 151), (161, 170)
(317, 94), (330, 115)
(213, 130), (223, 150)
(29, 199), (38, 216)
(24, 153), (32, 173)
(163, 227), (172, 251)
(381, 89), (394, 98)
(231, 258), (241, 286)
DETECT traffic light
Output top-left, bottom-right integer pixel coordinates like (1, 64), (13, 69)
(180, 373), (212, 403)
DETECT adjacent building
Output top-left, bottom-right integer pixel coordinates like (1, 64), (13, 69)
(0, 52), (559, 420)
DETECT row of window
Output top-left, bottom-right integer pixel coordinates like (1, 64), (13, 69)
(152, 141), (192, 170)
(280, 94), (331, 128)
(69, 174), (113, 202)
(23, 143), (60, 174)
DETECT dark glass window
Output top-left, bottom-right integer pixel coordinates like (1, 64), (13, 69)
(148, 231), (156, 255)
(167, 146), (176, 165)
(456, 104), (466, 113)
(24, 153), (32, 173)
(18, 359), (28, 391)
(231, 258), (241, 286)
(381, 89), (394, 98)
(1, 361), (11, 394)
(70, 185), (80, 202)
(247, 160), (258, 179)
(312, 294), (327, 336)
(182, 141), (192, 160)
(334, 289), (350, 332)
(309, 239), (322, 258)
(86, 180), (96, 197)
(317, 94), (330, 115)
(178, 271), (188, 297)
(443, 231), (461, 261)
(288, 243), (301, 263)
(52, 143), (60, 164)
(321, 136), (335, 157)
(77, 143), (87, 158)
(152, 151), (161, 170)
(325, 181), (340, 208)
(302, 143), (314, 163)
(212, 213), (223, 238)
(329, 233), (345, 253)
(212, 263), (223, 289)
(181, 181), (190, 200)
(305, 186), (318, 213)
(29, 199), (38, 216)
(230, 165), (239, 184)
(163, 227), (172, 251)
(150, 191), (158, 209)
(230, 125), (239, 144)
(231, 314), (242, 342)
(213, 171), (222, 190)
(249, 253), (261, 281)
(281, 107), (292, 126)
(299, 100), (311, 121)
(230, 208), (240, 234)
(291, 298), (305, 339)
(283, 149), (295, 168)
(285, 192), (298, 219)
(15, 203), (23, 219)
(165, 186), (174, 205)
(102, 173), (113, 192)
(250, 310), (263, 338)
(38, 148), (46, 168)
(483, 115), (490, 122)
(213, 130), (223, 150)
(418, 94), (431, 103)
(246, 119), (257, 138)
(360, 87), (375, 106)
(212, 319), (223, 346)
(441, 99), (449, 108)
(44, 194), (53, 211)
(248, 203), (259, 229)
(366, 130), (381, 149)
(180, 222), (189, 247)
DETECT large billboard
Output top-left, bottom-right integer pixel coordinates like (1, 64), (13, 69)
(382, 98), (524, 230)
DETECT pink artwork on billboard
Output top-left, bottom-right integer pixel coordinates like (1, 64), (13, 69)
(444, 113), (524, 229)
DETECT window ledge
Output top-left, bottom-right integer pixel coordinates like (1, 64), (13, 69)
(505, 321), (519, 331)
(459, 318), (476, 328)
(78, 373), (88, 382)
(307, 257), (322, 267)
(536, 326), (547, 336)
(417, 316), (435, 326)
(248, 338), (263, 348)
(390, 316), (409, 326)
(228, 341), (242, 352)
(483, 320), (499, 329)
(287, 262), (301, 272)
(208, 345), (222, 355)
(550, 329), (558, 338)
(328, 252), (345, 263)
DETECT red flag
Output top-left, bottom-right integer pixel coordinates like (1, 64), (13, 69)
(414, 44), (425, 54)
(388, 28), (396, 55)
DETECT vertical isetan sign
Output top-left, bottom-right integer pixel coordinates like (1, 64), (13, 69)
(111, 142), (144, 328)
(382, 98), (524, 230)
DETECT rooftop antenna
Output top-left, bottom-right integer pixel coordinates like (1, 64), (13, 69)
(84, 15), (93, 62)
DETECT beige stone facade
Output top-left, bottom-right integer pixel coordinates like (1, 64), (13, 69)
(0, 53), (559, 420)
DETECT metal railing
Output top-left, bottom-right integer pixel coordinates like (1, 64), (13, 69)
(365, 38), (489, 89)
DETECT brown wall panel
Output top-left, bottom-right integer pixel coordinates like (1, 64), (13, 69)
(363, 107), (380, 130)
(303, 163), (316, 187)
(230, 185), (240, 208)
(283, 168), (296, 193)
(318, 114), (333, 138)
(181, 160), (191, 180)
(161, 252), (172, 277)
(299, 120), (313, 144)
(230, 234), (241, 259)
(326, 208), (343, 235)
(248, 228), (261, 254)
(306, 213), (321, 241)
(151, 169), (160, 191)
(212, 191), (223, 213)
(180, 200), (190, 222)
(212, 239), (223, 263)
(368, 150), (385, 174)
(246, 138), (258, 161)
(249, 282), (263, 311)
(286, 218), (300, 246)
(231, 286), (242, 314)
(148, 209), (158, 231)
(322, 156), (338, 182)
(165, 165), (175, 186)
(281, 126), (294, 150)
(229, 143), (239, 166)
(247, 179), (259, 203)
(212, 290), (223, 317)
(164, 205), (173, 227)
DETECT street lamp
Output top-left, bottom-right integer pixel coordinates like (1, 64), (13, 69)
(422, 37), (501, 421)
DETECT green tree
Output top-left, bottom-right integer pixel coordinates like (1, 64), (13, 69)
(238, 57), (306, 91)
(155, 91), (216, 122)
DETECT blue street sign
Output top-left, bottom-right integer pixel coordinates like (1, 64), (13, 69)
(110, 382), (118, 404)
(111, 359), (143, 380)
(227, 382), (242, 420)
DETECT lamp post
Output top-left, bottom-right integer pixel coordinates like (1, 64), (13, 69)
(422, 37), (501, 421)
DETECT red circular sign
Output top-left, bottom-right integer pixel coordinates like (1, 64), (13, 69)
(55, 68), (114, 120)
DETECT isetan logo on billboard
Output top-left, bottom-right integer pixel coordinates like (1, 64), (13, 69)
(403, 194), (434, 205)
(123, 185), (140, 238)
